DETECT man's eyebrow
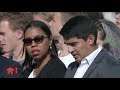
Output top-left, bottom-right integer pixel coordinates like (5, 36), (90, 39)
(65, 41), (78, 45)
(64, 42), (68, 45)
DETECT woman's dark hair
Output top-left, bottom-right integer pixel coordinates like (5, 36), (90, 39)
(22, 20), (58, 72)
(24, 20), (51, 37)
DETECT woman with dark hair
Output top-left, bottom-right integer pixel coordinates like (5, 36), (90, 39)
(22, 20), (66, 78)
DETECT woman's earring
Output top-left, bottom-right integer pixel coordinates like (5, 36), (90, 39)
(50, 46), (52, 50)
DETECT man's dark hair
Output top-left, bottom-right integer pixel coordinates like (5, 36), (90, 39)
(60, 16), (97, 44)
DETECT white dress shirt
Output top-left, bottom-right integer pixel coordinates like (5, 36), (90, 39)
(28, 69), (35, 78)
(74, 45), (103, 78)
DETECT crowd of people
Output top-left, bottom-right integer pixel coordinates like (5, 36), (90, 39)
(0, 12), (120, 78)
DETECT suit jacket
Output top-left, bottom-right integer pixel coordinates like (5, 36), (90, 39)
(23, 55), (66, 78)
(82, 48), (120, 78)
(0, 56), (23, 78)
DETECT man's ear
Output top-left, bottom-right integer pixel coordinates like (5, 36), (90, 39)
(87, 34), (95, 45)
(16, 29), (24, 39)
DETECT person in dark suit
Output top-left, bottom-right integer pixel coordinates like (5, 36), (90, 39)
(22, 20), (66, 78)
(0, 56), (23, 78)
(60, 15), (120, 78)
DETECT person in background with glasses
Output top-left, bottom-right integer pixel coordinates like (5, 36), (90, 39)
(22, 20), (66, 78)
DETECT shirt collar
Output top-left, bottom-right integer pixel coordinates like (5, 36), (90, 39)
(81, 45), (103, 65)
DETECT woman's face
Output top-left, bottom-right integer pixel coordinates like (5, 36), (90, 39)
(24, 27), (52, 60)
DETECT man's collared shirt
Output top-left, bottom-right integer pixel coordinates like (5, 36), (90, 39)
(74, 45), (103, 78)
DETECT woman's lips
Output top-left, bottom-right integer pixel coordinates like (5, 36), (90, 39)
(32, 50), (39, 55)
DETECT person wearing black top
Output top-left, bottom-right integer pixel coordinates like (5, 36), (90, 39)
(22, 20), (66, 78)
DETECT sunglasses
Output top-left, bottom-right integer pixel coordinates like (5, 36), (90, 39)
(23, 35), (48, 46)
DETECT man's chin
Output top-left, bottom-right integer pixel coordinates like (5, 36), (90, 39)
(74, 57), (82, 62)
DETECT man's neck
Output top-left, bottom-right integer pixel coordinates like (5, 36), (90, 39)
(12, 41), (25, 62)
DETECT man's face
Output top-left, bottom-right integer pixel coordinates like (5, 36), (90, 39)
(64, 37), (89, 62)
(0, 20), (18, 53)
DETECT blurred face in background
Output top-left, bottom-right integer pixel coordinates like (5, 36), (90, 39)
(54, 35), (64, 51)
(33, 14), (49, 27)
(50, 12), (64, 51)
(33, 12), (54, 28)
(49, 12), (63, 37)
